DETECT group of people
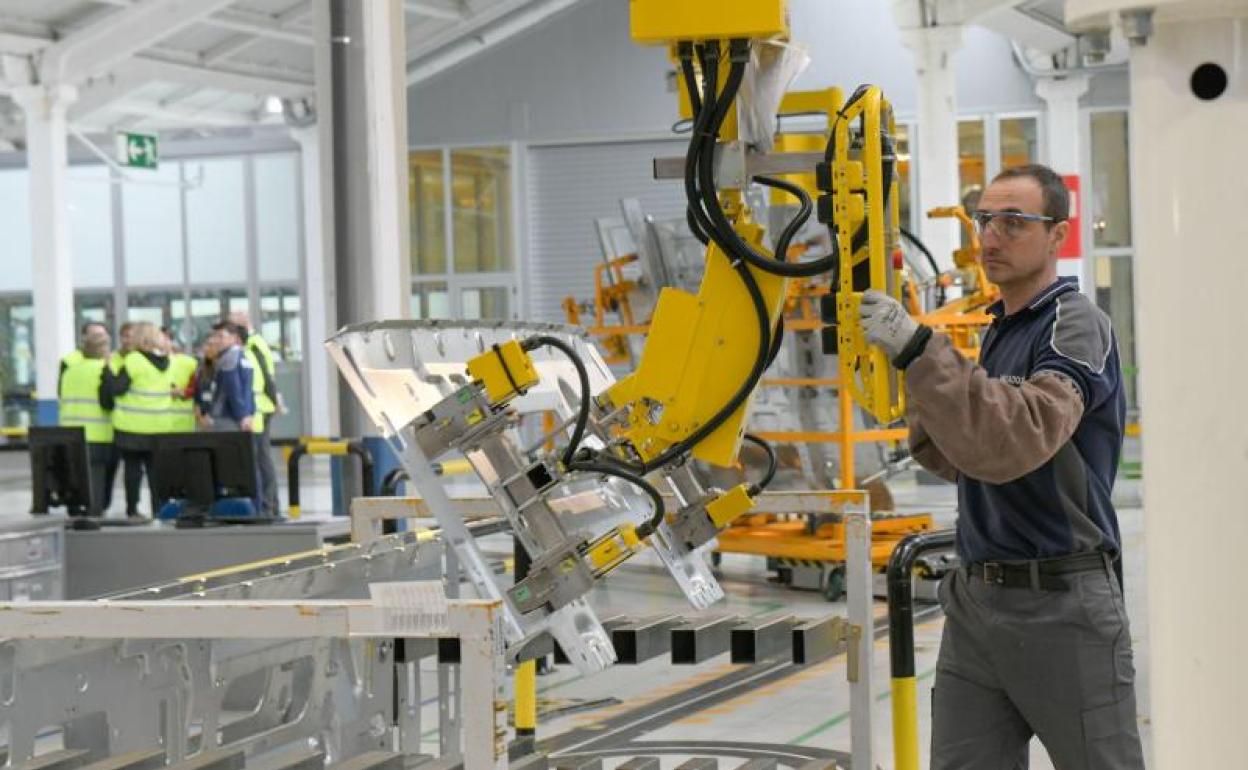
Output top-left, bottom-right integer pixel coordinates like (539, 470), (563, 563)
(57, 313), (281, 518)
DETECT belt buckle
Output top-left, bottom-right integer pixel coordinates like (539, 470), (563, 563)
(982, 562), (1006, 585)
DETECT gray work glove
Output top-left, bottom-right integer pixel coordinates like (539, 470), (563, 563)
(858, 289), (920, 360)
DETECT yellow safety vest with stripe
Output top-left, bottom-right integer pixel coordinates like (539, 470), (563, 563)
(245, 333), (277, 433)
(167, 353), (199, 433)
(113, 351), (173, 435)
(59, 353), (112, 444)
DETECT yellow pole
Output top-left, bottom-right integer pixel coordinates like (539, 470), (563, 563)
(892, 676), (920, 770)
(514, 659), (537, 748)
(839, 385), (855, 489)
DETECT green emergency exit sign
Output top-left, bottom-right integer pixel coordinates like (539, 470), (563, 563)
(116, 132), (158, 169)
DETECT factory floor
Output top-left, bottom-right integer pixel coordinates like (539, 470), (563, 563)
(0, 451), (1152, 769)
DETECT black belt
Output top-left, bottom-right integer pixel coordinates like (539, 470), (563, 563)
(967, 551), (1112, 592)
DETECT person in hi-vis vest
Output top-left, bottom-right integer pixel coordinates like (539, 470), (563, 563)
(102, 321), (173, 518)
(228, 311), (280, 516)
(164, 327), (198, 433)
(59, 323), (116, 514)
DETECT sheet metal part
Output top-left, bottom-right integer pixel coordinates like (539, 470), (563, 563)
(730, 614), (799, 664)
(610, 615), (682, 665)
(670, 616), (743, 665)
(327, 321), (735, 674)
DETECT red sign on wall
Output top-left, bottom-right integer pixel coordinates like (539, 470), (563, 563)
(1059, 174), (1081, 260)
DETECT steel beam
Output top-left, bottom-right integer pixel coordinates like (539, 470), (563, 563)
(610, 614), (681, 665)
(792, 615), (847, 666)
(670, 615), (742, 665)
(730, 613), (798, 664)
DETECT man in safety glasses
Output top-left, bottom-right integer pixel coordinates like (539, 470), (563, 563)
(858, 164), (1144, 769)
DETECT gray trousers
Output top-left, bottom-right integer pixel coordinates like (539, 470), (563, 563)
(932, 564), (1145, 770)
(253, 421), (278, 515)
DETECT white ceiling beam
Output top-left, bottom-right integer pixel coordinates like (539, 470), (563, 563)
(68, 63), (149, 120)
(407, 0), (528, 62)
(40, 0), (237, 85)
(0, 31), (49, 55)
(134, 55), (313, 98)
(407, 0), (585, 85)
(405, 1), (468, 21)
(207, 8), (314, 46)
(112, 97), (257, 127)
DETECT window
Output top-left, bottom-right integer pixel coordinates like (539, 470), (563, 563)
(410, 282), (450, 320)
(0, 295), (34, 396)
(123, 163), (184, 286)
(460, 286), (510, 320)
(1094, 256), (1137, 410)
(255, 154), (300, 283)
(409, 146), (517, 320)
(75, 292), (116, 335)
(409, 150), (446, 275)
(174, 289), (247, 350)
(451, 148), (512, 273)
(958, 119), (987, 209)
(894, 123), (912, 232)
(0, 170), (32, 292)
(126, 290), (177, 331)
(999, 117), (1039, 171)
(260, 288), (301, 361)
(1091, 112), (1131, 249)
(1088, 110), (1136, 412)
(186, 159), (247, 284)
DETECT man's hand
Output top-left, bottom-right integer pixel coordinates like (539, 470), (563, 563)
(858, 289), (920, 360)
(240, 416), (254, 433)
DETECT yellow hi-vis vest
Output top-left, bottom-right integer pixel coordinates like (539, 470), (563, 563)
(167, 353), (198, 433)
(59, 355), (112, 443)
(113, 352), (173, 435)
(244, 333), (277, 433)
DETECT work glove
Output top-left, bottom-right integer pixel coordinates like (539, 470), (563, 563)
(858, 289), (923, 363)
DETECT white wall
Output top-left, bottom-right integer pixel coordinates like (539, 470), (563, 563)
(408, 0), (1129, 145)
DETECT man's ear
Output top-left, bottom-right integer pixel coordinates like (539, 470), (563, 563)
(1049, 220), (1070, 254)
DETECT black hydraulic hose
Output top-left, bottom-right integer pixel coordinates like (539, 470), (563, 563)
(521, 335), (590, 468)
(697, 59), (840, 279)
(742, 432), (777, 495)
(753, 175), (812, 263)
(900, 226), (941, 278)
(571, 459), (666, 540)
(681, 43), (718, 248)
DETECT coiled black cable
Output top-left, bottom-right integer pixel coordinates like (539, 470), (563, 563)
(753, 175), (812, 264)
(742, 432), (778, 495)
(521, 335), (591, 468)
(570, 458), (667, 540)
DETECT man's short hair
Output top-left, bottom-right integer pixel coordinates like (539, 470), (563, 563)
(212, 321), (247, 341)
(82, 329), (110, 359)
(80, 321), (107, 336)
(991, 163), (1070, 223)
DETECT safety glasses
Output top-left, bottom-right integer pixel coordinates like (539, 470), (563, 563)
(970, 209), (1061, 238)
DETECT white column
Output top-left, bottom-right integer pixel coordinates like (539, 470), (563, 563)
(1128, 15), (1248, 769)
(292, 125), (337, 438)
(1035, 75), (1090, 284)
(359, 0), (411, 321)
(14, 84), (77, 424)
(899, 26), (963, 273)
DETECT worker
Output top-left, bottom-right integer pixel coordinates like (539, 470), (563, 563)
(103, 321), (172, 518)
(857, 164), (1143, 769)
(165, 328), (198, 434)
(58, 324), (115, 515)
(193, 334), (222, 430)
(204, 322), (255, 433)
(228, 311), (279, 516)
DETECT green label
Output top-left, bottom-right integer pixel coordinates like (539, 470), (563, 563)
(116, 132), (158, 169)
